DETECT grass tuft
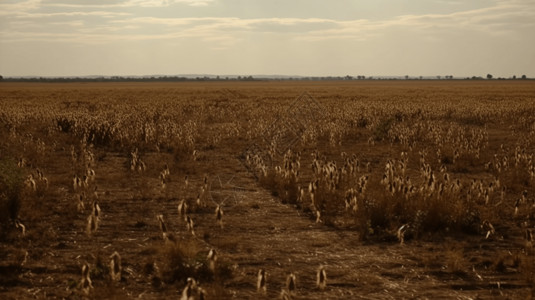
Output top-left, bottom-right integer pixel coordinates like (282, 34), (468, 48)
(0, 158), (24, 239)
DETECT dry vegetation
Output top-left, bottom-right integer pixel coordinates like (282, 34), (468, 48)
(1, 80), (535, 299)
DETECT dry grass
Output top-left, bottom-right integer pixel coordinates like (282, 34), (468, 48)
(0, 158), (24, 234)
(1, 80), (534, 298)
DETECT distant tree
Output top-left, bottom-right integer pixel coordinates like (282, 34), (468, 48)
(522, 75), (527, 79)
(487, 74), (493, 79)
(405, 75), (409, 80)
(437, 75), (441, 80)
(512, 75), (516, 80)
(0, 75), (3, 81)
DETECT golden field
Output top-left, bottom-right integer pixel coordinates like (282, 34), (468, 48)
(1, 80), (535, 299)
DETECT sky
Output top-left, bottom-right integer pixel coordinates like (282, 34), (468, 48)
(0, 0), (534, 77)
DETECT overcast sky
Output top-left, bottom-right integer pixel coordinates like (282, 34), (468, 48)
(1, 0), (534, 77)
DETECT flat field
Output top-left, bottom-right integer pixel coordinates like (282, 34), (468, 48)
(1, 80), (535, 299)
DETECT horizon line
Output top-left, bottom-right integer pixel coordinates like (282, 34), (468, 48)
(2, 73), (531, 80)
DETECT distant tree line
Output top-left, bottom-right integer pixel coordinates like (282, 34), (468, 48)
(468, 74), (528, 80)
(0, 76), (192, 83)
(0, 74), (530, 82)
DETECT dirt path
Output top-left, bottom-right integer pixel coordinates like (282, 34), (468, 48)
(195, 155), (528, 299)
(1, 146), (530, 299)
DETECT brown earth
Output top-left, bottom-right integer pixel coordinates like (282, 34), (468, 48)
(1, 80), (534, 299)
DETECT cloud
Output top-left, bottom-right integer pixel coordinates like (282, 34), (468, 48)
(13, 11), (132, 19)
(40, 0), (214, 8)
(297, 1), (535, 42)
(123, 0), (214, 7)
(0, 0), (41, 16)
(1, 0), (533, 49)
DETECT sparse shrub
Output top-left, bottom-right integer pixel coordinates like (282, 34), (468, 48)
(258, 171), (280, 197)
(278, 177), (299, 205)
(502, 167), (532, 194)
(91, 254), (109, 280)
(259, 170), (300, 206)
(441, 156), (452, 165)
(365, 197), (391, 233)
(394, 111), (404, 122)
(55, 116), (76, 133)
(445, 247), (468, 275)
(494, 253), (510, 273)
(373, 118), (394, 141)
(312, 182), (344, 226)
(444, 108), (455, 120)
(172, 142), (193, 164)
(158, 241), (232, 285)
(421, 197), (453, 232)
(455, 115), (486, 126)
(159, 242), (201, 284)
(0, 158), (24, 232)
(457, 209), (481, 234)
(356, 117), (368, 128)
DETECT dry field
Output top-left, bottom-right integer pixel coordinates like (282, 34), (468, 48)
(1, 80), (535, 299)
